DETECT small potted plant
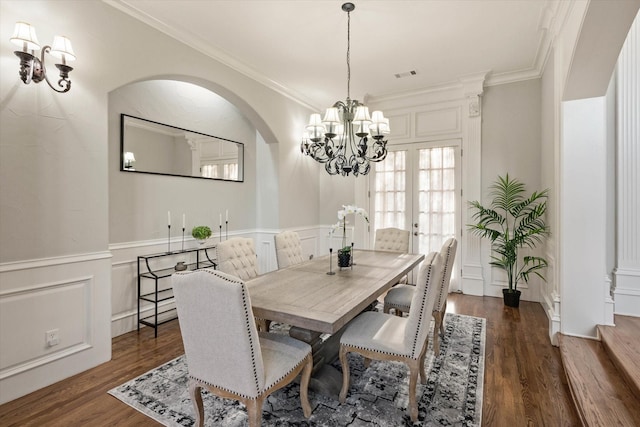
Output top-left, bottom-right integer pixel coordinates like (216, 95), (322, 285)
(468, 174), (550, 307)
(191, 225), (212, 245)
(329, 204), (369, 268)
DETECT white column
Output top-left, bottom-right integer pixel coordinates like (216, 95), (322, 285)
(614, 15), (640, 316)
(460, 76), (485, 296)
(185, 133), (201, 176)
(560, 97), (609, 338)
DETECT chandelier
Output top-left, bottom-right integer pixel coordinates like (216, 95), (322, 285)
(300, 2), (389, 177)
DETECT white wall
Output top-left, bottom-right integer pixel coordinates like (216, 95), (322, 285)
(560, 96), (610, 338)
(0, 0), (318, 404)
(480, 79), (544, 302)
(109, 80), (258, 243)
(555, 0), (640, 339)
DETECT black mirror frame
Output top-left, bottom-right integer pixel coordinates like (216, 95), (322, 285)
(120, 114), (244, 182)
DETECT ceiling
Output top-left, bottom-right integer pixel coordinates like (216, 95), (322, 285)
(106, 0), (559, 111)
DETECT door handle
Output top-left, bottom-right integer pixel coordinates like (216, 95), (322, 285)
(414, 223), (418, 228)
(414, 231), (418, 236)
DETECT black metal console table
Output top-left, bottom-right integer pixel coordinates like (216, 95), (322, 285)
(137, 245), (217, 337)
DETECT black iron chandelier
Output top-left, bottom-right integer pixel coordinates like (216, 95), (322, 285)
(300, 2), (389, 177)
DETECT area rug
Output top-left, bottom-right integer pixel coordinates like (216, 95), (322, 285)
(109, 313), (485, 426)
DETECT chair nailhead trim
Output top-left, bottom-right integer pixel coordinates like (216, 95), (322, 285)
(410, 259), (433, 358)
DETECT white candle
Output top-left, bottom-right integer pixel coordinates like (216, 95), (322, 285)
(182, 213), (185, 229)
(226, 209), (229, 222)
(219, 213), (222, 226)
(168, 211), (171, 226)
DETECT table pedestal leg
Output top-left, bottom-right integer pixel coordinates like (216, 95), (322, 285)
(289, 326), (346, 397)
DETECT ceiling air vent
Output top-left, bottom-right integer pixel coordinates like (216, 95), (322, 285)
(394, 70), (418, 79)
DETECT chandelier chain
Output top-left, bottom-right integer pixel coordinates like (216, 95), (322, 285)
(346, 9), (351, 101)
(300, 2), (389, 177)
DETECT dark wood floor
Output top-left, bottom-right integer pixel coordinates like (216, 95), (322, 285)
(0, 294), (579, 426)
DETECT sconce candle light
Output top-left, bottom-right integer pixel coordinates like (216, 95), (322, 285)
(123, 151), (136, 169)
(10, 21), (76, 93)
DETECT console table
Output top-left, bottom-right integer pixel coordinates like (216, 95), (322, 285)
(137, 245), (217, 337)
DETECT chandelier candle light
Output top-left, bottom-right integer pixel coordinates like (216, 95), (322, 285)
(300, 3), (389, 177)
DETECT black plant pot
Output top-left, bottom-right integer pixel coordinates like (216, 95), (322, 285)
(503, 289), (522, 308)
(337, 250), (351, 268)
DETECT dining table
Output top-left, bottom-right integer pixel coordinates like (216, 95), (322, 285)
(245, 249), (425, 396)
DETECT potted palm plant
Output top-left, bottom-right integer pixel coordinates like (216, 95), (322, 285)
(468, 174), (550, 307)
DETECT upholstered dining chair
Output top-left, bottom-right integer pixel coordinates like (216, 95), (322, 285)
(216, 237), (259, 281)
(274, 230), (305, 269)
(173, 269), (313, 427)
(374, 227), (410, 284)
(216, 237), (269, 330)
(383, 237), (457, 356)
(373, 227), (410, 253)
(339, 251), (443, 423)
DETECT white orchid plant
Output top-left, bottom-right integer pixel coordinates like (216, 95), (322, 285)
(329, 204), (369, 253)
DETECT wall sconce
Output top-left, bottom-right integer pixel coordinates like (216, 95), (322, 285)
(123, 152), (136, 169)
(10, 22), (76, 93)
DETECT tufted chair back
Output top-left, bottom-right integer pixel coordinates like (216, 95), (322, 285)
(274, 231), (305, 269)
(404, 251), (443, 358)
(436, 237), (457, 311)
(216, 237), (259, 280)
(374, 228), (410, 253)
(173, 269), (265, 398)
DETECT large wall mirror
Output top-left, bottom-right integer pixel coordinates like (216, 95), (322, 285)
(120, 114), (244, 182)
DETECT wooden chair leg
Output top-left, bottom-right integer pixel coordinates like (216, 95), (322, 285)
(433, 312), (442, 356)
(407, 362), (420, 422)
(299, 354), (313, 418)
(363, 357), (371, 368)
(395, 309), (404, 317)
(189, 380), (205, 427)
(439, 303), (447, 336)
(383, 304), (391, 314)
(246, 397), (265, 427)
(339, 346), (350, 403)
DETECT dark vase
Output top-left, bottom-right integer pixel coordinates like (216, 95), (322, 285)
(337, 250), (351, 268)
(503, 289), (522, 308)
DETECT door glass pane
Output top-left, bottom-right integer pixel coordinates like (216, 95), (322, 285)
(373, 151), (406, 230)
(417, 147), (456, 255)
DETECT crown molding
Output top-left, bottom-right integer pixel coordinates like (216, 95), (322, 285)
(102, 0), (318, 112)
(103, 0), (572, 108)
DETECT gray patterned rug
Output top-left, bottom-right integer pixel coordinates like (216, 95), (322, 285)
(109, 313), (485, 426)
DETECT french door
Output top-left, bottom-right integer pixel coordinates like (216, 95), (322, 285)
(370, 140), (461, 291)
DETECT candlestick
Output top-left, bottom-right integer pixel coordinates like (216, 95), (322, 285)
(181, 227), (185, 252)
(167, 224), (171, 254)
(327, 248), (335, 275)
(351, 242), (355, 269)
(225, 220), (228, 240)
(219, 224), (222, 242)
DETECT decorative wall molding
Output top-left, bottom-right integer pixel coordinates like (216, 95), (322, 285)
(0, 251), (112, 273)
(415, 107), (461, 137)
(0, 276), (94, 376)
(110, 226), (327, 337)
(0, 255), (111, 404)
(615, 13), (639, 317)
(0, 343), (93, 381)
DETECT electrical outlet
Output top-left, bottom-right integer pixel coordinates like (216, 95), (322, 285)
(45, 329), (60, 347)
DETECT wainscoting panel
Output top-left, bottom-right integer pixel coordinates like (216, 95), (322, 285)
(387, 113), (411, 140)
(0, 252), (111, 404)
(109, 228), (325, 338)
(614, 268), (640, 316)
(415, 106), (462, 138)
(0, 277), (92, 373)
